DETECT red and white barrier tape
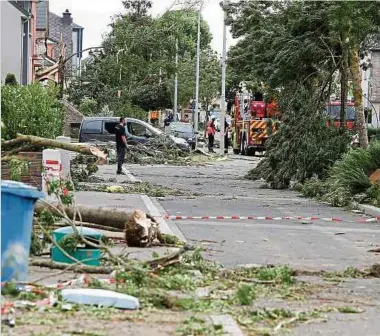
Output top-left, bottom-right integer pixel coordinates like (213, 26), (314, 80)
(162, 215), (380, 223)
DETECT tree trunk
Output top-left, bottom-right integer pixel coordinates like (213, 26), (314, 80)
(350, 46), (369, 149)
(15, 134), (107, 160)
(1, 138), (25, 149)
(34, 203), (162, 247)
(340, 34), (348, 129)
(35, 202), (133, 229)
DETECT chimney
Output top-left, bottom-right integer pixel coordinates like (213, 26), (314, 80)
(62, 9), (72, 25)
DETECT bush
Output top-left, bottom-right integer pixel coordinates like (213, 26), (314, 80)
(1, 83), (64, 140)
(298, 141), (380, 207)
(5, 73), (18, 85)
(368, 127), (380, 142)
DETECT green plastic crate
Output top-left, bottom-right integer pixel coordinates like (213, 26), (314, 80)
(51, 226), (103, 266)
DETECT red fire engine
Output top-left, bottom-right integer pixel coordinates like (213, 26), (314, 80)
(232, 93), (279, 156)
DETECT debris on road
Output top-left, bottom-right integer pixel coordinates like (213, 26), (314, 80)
(61, 288), (139, 310)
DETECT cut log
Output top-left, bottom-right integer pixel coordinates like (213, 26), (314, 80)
(34, 203), (162, 247)
(16, 134), (107, 162)
(35, 202), (131, 229)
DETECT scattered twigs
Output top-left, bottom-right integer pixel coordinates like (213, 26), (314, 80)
(239, 278), (277, 285)
(147, 245), (192, 271)
(30, 259), (116, 274)
(31, 258), (101, 283)
(274, 312), (300, 333)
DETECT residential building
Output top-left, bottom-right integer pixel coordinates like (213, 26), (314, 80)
(34, 1), (84, 84)
(0, 0), (38, 84)
(369, 45), (380, 128)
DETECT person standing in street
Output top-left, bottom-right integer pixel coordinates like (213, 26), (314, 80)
(115, 117), (127, 174)
(224, 119), (230, 154)
(206, 116), (216, 153)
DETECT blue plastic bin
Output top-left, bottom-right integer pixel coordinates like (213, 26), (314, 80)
(1, 180), (44, 282)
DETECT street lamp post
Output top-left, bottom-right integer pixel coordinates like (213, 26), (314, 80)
(219, 0), (227, 156)
(174, 39), (179, 115)
(194, 1), (204, 147)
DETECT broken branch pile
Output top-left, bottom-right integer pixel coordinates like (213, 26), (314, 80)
(94, 135), (189, 165)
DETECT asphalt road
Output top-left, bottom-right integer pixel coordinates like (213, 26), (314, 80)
(127, 155), (380, 271)
(127, 155), (380, 335)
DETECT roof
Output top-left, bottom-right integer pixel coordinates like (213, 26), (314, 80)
(73, 22), (83, 29)
(48, 12), (83, 41)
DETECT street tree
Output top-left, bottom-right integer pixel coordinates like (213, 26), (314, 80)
(224, 0), (380, 188)
(66, 2), (214, 116)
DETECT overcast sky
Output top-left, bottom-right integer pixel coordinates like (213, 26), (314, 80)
(49, 0), (235, 54)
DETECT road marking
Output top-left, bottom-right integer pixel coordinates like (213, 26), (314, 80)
(209, 315), (244, 336)
(122, 166), (142, 183)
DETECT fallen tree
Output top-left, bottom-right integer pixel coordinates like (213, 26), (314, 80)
(2, 134), (107, 163)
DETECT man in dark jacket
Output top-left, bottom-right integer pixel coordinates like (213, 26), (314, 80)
(115, 117), (127, 174)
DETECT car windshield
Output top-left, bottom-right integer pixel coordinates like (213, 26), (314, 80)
(134, 119), (162, 135)
(170, 123), (193, 133)
(325, 105), (356, 120)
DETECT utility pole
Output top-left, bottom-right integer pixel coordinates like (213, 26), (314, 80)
(219, 0), (227, 155)
(194, 0), (204, 147)
(174, 38), (179, 115)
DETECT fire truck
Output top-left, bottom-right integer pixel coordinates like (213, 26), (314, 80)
(232, 93), (279, 156)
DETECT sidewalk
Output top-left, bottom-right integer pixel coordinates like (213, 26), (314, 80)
(29, 164), (183, 286)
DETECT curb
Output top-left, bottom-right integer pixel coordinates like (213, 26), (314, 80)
(209, 315), (245, 336)
(122, 166), (142, 183)
(358, 204), (380, 218)
(140, 194), (187, 242)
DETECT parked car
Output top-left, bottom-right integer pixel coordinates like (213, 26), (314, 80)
(79, 117), (190, 152)
(166, 122), (196, 150)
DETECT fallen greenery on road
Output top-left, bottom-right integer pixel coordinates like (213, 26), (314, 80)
(76, 181), (188, 197)
(4, 253), (376, 335)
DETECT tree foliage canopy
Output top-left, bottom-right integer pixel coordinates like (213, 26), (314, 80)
(67, 0), (220, 117)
